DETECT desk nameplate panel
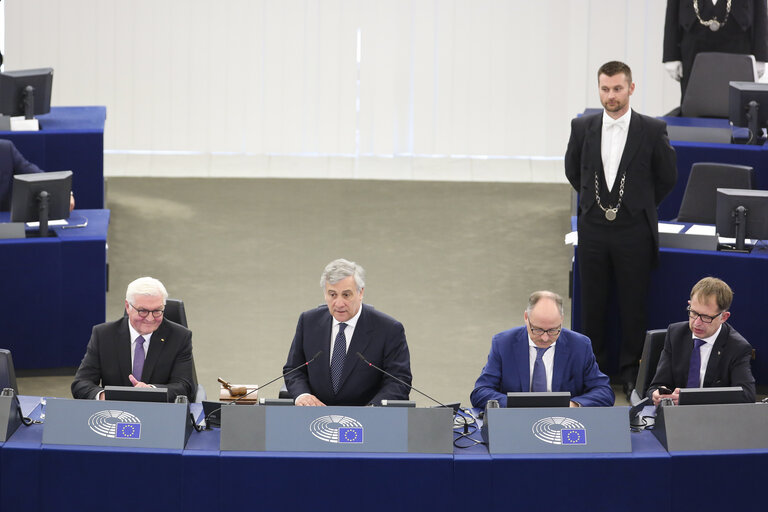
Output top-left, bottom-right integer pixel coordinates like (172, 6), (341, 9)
(221, 405), (452, 453)
(42, 398), (191, 449)
(653, 403), (768, 451)
(484, 406), (631, 454)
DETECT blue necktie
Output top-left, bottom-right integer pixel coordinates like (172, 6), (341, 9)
(133, 335), (146, 382)
(686, 338), (706, 388)
(531, 346), (550, 392)
(330, 323), (347, 393)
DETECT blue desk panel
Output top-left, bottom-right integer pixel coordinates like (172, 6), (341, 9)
(3, 400), (768, 512)
(0, 209), (109, 368)
(0, 106), (106, 209)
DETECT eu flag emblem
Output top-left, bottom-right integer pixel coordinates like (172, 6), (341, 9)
(561, 428), (586, 445)
(115, 423), (141, 439)
(338, 427), (363, 443)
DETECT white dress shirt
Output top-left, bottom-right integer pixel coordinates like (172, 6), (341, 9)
(601, 110), (631, 192)
(528, 338), (557, 392)
(328, 305), (362, 363)
(128, 323), (153, 368)
(692, 325), (722, 387)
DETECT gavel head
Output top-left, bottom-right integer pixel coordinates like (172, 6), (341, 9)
(228, 385), (247, 396)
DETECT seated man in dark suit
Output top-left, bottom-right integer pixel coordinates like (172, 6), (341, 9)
(471, 291), (614, 409)
(71, 277), (195, 402)
(648, 277), (756, 405)
(283, 258), (412, 406)
(0, 139), (75, 211)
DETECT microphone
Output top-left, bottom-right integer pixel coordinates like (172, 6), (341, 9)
(355, 352), (458, 412)
(200, 350), (323, 429)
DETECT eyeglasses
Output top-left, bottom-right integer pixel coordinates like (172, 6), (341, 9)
(528, 322), (562, 337)
(130, 303), (164, 318)
(686, 305), (722, 324)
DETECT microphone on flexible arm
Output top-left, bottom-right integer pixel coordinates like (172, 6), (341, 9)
(198, 350), (323, 430)
(355, 352), (459, 413)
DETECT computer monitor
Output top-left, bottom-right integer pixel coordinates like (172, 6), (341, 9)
(677, 387), (746, 405)
(9, 170), (72, 238)
(0, 349), (18, 395)
(103, 386), (169, 403)
(715, 188), (768, 252)
(0, 68), (53, 119)
(729, 81), (768, 145)
(506, 392), (571, 408)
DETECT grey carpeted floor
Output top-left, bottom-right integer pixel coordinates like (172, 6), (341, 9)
(19, 177), (611, 406)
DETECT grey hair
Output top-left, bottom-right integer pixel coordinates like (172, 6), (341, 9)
(526, 290), (564, 317)
(126, 277), (168, 304)
(320, 259), (365, 291)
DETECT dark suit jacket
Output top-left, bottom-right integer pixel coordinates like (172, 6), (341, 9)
(0, 139), (43, 211)
(648, 321), (756, 403)
(470, 327), (615, 409)
(283, 304), (412, 406)
(663, 0), (768, 62)
(71, 317), (195, 402)
(564, 110), (677, 254)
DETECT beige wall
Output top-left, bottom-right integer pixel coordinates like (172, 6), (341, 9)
(4, 0), (680, 180)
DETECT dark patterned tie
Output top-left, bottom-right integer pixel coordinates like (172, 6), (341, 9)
(133, 335), (146, 382)
(686, 338), (706, 388)
(531, 346), (550, 392)
(330, 323), (347, 393)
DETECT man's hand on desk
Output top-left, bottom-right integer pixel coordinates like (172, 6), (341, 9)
(70, 193), (75, 212)
(129, 374), (151, 388)
(651, 387), (680, 406)
(295, 394), (325, 406)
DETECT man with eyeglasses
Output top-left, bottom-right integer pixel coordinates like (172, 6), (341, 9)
(71, 276), (195, 402)
(470, 291), (614, 409)
(648, 277), (755, 405)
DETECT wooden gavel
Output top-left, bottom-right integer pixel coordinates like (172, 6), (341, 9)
(217, 377), (247, 396)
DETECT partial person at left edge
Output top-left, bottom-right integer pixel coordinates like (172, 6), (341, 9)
(0, 139), (75, 211)
(71, 277), (195, 402)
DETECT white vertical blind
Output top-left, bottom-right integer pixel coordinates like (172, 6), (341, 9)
(3, 0), (679, 175)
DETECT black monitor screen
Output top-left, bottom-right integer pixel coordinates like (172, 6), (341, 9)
(677, 387), (746, 405)
(716, 188), (768, 248)
(506, 392), (571, 408)
(0, 68), (53, 118)
(104, 386), (169, 403)
(729, 81), (768, 143)
(0, 349), (18, 395)
(10, 170), (71, 237)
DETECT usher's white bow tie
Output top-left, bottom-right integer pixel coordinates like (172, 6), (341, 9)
(604, 117), (627, 130)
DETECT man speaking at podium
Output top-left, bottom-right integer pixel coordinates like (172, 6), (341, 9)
(471, 291), (614, 409)
(71, 277), (195, 402)
(283, 259), (412, 406)
(648, 277), (756, 405)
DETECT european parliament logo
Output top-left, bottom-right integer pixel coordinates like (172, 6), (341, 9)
(87, 410), (142, 440)
(531, 417), (587, 446)
(309, 415), (365, 444)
